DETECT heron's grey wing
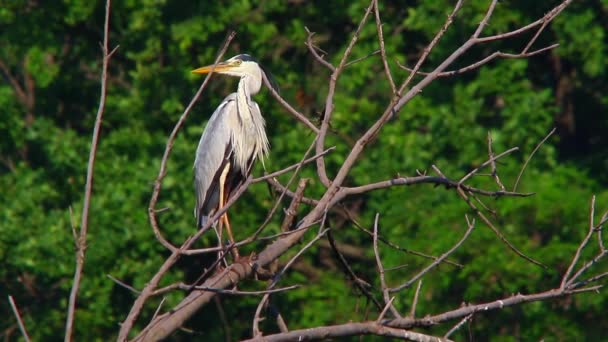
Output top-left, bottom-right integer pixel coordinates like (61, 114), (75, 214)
(194, 94), (238, 227)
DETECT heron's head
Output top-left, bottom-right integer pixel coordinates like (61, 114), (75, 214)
(192, 54), (279, 95)
(192, 54), (262, 79)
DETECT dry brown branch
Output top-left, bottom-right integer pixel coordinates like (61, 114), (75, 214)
(243, 323), (450, 342)
(65, 1), (116, 340)
(8, 296), (31, 342)
(248, 287), (595, 341)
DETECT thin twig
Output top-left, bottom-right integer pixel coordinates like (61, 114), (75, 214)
(459, 147), (519, 185)
(340, 173), (533, 199)
(193, 285), (300, 296)
(454, 186), (545, 268)
(513, 127), (556, 192)
(398, 0), (464, 93)
(487, 132), (506, 191)
(262, 71), (319, 133)
(376, 296), (396, 322)
(327, 230), (383, 310)
(561, 196), (597, 288)
(373, 213), (401, 318)
(253, 147), (333, 183)
(390, 215), (475, 293)
(152, 297), (166, 322)
(315, 0), (375, 188)
(65, 1), (115, 340)
(9, 296), (31, 342)
(598, 211), (608, 252)
(343, 50), (381, 68)
(373, 0), (396, 94)
(409, 280), (423, 318)
(252, 293), (269, 338)
(304, 28), (336, 71)
(107, 274), (140, 294)
(280, 178), (309, 232)
(342, 206), (462, 267)
(444, 314), (473, 339)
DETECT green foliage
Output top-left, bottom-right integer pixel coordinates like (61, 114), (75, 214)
(1, 0), (607, 340)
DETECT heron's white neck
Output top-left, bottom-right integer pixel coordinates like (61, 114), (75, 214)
(237, 70), (262, 98)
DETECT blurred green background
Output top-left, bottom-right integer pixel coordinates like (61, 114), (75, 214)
(1, 0), (607, 340)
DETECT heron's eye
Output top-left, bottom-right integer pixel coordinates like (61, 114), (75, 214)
(234, 60), (242, 66)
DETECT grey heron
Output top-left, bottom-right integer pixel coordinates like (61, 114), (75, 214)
(191, 54), (272, 258)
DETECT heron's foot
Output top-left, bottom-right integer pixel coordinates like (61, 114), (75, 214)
(229, 246), (241, 261)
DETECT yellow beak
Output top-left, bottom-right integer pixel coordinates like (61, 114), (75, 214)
(191, 63), (231, 75)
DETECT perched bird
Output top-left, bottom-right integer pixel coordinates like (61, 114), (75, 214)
(191, 54), (273, 257)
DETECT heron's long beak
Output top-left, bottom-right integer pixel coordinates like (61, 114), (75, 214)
(191, 62), (232, 75)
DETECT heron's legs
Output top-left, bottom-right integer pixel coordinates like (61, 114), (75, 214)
(218, 162), (240, 260)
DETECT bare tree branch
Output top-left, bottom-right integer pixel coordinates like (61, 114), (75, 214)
(65, 1), (116, 340)
(314, 0), (375, 188)
(397, 45), (558, 78)
(8, 295), (31, 342)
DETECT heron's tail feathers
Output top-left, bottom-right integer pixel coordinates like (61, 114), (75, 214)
(197, 214), (218, 229)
